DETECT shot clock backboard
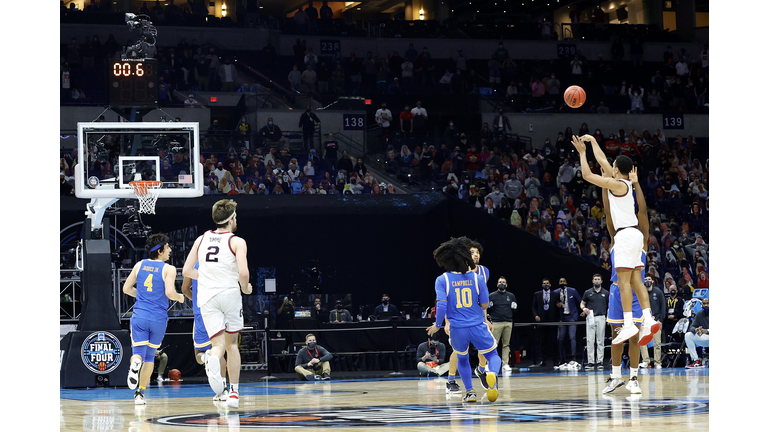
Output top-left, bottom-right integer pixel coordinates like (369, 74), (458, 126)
(74, 122), (203, 199)
(109, 59), (158, 107)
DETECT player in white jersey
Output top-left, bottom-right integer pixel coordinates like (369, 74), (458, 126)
(572, 135), (659, 346)
(183, 199), (252, 409)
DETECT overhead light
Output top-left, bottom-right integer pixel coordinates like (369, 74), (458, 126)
(221, 2), (227, 17)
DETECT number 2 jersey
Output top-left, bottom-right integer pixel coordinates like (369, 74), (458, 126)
(434, 271), (489, 329)
(133, 259), (169, 322)
(196, 230), (239, 307)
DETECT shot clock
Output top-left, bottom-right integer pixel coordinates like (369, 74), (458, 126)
(109, 59), (158, 107)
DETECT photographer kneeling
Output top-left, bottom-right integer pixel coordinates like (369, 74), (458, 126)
(294, 333), (333, 381)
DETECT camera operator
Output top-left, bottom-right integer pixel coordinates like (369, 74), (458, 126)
(416, 335), (447, 376)
(294, 333), (333, 381)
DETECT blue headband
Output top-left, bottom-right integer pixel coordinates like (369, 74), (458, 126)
(150, 242), (166, 252)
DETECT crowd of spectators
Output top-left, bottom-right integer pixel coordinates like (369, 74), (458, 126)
(381, 121), (708, 292)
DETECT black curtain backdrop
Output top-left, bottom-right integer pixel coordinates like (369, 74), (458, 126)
(61, 192), (609, 322)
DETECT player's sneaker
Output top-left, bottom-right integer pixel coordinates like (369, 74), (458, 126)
(638, 362), (649, 368)
(134, 390), (146, 405)
(502, 364), (513, 373)
(602, 377), (626, 394)
(446, 380), (462, 394)
(127, 358), (142, 390)
(626, 376), (642, 394)
(485, 372), (498, 403)
(568, 361), (580, 370)
(205, 355), (226, 395)
(597, 364), (604, 370)
(638, 319), (661, 346)
(584, 363), (595, 371)
(321, 373), (331, 381)
(462, 390), (477, 403)
(685, 360), (702, 369)
(214, 388), (229, 402)
(225, 390), (239, 409)
(655, 364), (662, 370)
(612, 324), (639, 345)
(475, 367), (489, 390)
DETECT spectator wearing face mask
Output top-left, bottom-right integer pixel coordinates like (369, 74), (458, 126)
(639, 276), (666, 369)
(258, 118), (282, 147)
(294, 333), (333, 381)
(416, 335), (447, 376)
(580, 274), (609, 370)
(374, 294), (399, 319)
(330, 300), (352, 323)
(684, 297), (709, 368)
(488, 276), (517, 374)
(663, 285), (685, 341)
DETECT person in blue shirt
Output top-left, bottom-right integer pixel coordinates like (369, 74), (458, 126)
(181, 262), (229, 402)
(427, 237), (501, 403)
(444, 239), (492, 395)
(122, 233), (186, 405)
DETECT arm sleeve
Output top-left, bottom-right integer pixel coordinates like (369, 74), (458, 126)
(437, 343), (446, 363)
(416, 343), (427, 360)
(295, 350), (308, 368)
(318, 346), (333, 362)
(435, 301), (447, 328)
(478, 276), (490, 305)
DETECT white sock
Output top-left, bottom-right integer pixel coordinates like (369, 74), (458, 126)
(230, 383), (239, 393)
(623, 312), (633, 327)
(611, 365), (622, 378)
(630, 367), (639, 379)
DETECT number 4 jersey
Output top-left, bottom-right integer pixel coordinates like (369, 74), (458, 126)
(435, 271), (489, 329)
(196, 230), (240, 307)
(134, 259), (169, 321)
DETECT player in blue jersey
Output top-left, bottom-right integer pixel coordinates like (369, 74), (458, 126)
(181, 262), (229, 402)
(603, 167), (649, 395)
(427, 237), (501, 403)
(122, 233), (186, 405)
(444, 239), (492, 395)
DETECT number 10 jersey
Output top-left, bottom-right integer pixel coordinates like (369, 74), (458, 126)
(196, 230), (239, 307)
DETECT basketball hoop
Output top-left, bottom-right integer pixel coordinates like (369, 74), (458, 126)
(128, 181), (162, 214)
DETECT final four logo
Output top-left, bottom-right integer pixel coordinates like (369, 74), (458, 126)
(81, 332), (123, 373)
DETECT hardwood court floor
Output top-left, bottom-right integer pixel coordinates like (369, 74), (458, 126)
(60, 368), (709, 431)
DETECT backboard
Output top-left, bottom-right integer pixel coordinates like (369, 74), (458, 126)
(74, 122), (203, 199)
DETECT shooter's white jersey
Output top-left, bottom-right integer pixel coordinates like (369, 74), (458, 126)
(196, 230), (240, 307)
(607, 178), (639, 230)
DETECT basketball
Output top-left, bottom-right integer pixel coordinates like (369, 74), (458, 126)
(564, 85), (586, 108)
(169, 369), (181, 381)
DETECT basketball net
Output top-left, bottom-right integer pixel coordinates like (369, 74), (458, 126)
(128, 181), (162, 214)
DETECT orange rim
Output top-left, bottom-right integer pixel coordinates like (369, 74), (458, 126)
(129, 181), (162, 196)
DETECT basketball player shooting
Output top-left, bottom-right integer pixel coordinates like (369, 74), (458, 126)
(602, 167), (649, 395)
(571, 135), (659, 346)
(182, 199), (252, 409)
(427, 237), (500, 403)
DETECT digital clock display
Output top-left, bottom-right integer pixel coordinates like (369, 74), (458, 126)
(109, 59), (158, 107)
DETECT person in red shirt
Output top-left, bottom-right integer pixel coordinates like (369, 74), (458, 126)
(619, 138), (636, 157)
(465, 145), (480, 179)
(399, 105), (414, 133)
(604, 134), (620, 159)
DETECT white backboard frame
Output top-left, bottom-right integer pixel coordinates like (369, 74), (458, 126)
(74, 121), (203, 199)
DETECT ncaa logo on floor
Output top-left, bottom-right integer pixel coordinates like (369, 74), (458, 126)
(150, 398), (709, 427)
(81, 331), (123, 373)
